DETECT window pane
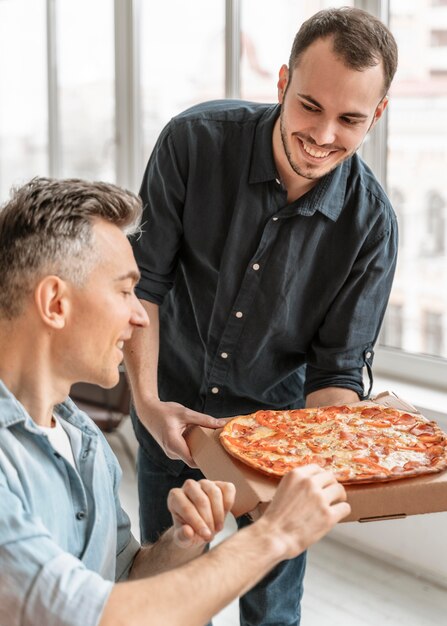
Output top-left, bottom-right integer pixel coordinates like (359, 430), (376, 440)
(382, 1), (447, 360)
(240, 0), (353, 101)
(0, 0), (47, 201)
(57, 0), (115, 181)
(140, 0), (225, 159)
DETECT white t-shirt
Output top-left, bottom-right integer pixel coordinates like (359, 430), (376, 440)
(38, 416), (76, 468)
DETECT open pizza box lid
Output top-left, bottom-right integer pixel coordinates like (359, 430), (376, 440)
(186, 391), (447, 523)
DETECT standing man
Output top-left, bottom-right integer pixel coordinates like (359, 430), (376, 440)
(125, 7), (398, 625)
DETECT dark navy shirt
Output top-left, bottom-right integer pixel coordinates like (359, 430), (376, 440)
(132, 100), (398, 422)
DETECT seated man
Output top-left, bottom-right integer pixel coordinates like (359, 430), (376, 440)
(0, 177), (350, 626)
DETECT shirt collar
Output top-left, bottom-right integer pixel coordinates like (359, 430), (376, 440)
(248, 103), (353, 222)
(249, 104), (281, 184)
(0, 378), (97, 436)
(292, 158), (352, 222)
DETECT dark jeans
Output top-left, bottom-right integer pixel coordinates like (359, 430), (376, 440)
(136, 444), (307, 626)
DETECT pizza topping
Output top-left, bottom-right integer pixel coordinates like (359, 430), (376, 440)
(219, 403), (447, 483)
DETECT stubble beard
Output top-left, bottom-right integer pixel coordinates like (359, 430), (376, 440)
(279, 107), (357, 182)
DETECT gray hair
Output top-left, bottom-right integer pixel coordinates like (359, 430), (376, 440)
(0, 177), (142, 319)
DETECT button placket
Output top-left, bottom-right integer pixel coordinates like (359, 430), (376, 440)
(204, 214), (281, 410)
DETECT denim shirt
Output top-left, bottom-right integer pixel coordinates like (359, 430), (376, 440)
(132, 100), (398, 434)
(0, 380), (140, 626)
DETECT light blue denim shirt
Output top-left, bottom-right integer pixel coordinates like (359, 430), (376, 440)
(0, 380), (140, 626)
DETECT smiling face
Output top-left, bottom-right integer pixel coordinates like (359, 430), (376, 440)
(274, 36), (388, 191)
(63, 219), (148, 389)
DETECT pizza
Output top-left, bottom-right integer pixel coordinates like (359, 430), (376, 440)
(219, 404), (447, 483)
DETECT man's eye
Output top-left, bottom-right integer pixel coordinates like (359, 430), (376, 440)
(341, 116), (360, 126)
(302, 103), (319, 113)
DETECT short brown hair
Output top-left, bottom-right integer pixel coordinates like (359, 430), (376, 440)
(289, 7), (398, 95)
(0, 177), (142, 319)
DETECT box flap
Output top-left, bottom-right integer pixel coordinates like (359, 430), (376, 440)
(187, 426), (278, 516)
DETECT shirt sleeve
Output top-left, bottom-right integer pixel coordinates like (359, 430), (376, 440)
(304, 209), (398, 400)
(0, 477), (113, 626)
(132, 121), (186, 304)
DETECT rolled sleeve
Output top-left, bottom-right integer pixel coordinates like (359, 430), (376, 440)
(132, 123), (186, 304)
(0, 483), (112, 626)
(305, 217), (398, 400)
(115, 532), (140, 582)
(24, 553), (113, 626)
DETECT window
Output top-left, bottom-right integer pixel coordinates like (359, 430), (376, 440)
(1, 0), (446, 390)
(0, 0), (47, 199)
(139, 0), (225, 169)
(57, 0), (115, 181)
(240, 0), (353, 101)
(425, 191), (445, 256)
(389, 188), (405, 247)
(423, 311), (445, 357)
(380, 303), (403, 349)
(377, 0), (447, 379)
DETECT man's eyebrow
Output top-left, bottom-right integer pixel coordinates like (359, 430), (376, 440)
(114, 270), (141, 283)
(297, 93), (369, 119)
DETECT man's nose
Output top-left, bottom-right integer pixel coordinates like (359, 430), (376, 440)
(309, 120), (337, 147)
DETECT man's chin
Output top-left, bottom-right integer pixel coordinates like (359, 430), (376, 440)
(91, 368), (121, 390)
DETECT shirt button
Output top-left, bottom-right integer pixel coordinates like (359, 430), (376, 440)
(76, 511), (86, 520)
(252, 263), (260, 271)
(275, 178), (281, 185)
(221, 352), (229, 359)
(211, 387), (220, 394)
(365, 351), (372, 359)
(272, 216), (279, 221)
(235, 311), (243, 318)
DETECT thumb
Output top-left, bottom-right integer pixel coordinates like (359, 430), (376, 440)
(173, 524), (195, 548)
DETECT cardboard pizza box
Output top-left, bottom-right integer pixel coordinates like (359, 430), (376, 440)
(186, 392), (447, 522)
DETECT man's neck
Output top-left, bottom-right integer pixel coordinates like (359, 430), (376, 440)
(0, 323), (69, 427)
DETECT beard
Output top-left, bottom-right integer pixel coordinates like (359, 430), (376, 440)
(279, 106), (357, 181)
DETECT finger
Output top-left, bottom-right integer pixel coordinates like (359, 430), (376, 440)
(288, 464), (326, 479)
(213, 481), (236, 514)
(308, 468), (340, 490)
(165, 436), (198, 468)
(197, 480), (228, 532)
(320, 481), (348, 506)
(182, 479), (217, 534)
(330, 501), (351, 524)
(184, 410), (228, 430)
(173, 523), (197, 549)
(168, 487), (213, 541)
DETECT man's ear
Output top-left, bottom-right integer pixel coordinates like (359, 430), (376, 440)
(369, 96), (389, 131)
(34, 276), (69, 329)
(277, 64), (289, 104)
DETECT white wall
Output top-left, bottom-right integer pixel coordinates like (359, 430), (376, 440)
(330, 511), (447, 588)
